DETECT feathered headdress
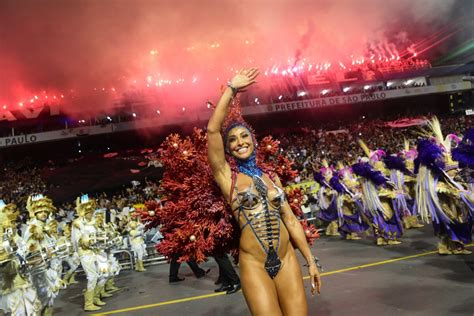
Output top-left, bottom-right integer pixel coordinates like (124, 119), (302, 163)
(26, 194), (56, 219)
(313, 171), (328, 187)
(336, 161), (351, 177)
(413, 139), (445, 176)
(383, 154), (411, 174)
(420, 117), (459, 152)
(402, 138), (417, 160)
(75, 194), (97, 217)
(352, 162), (389, 187)
(420, 117), (458, 170)
(336, 162), (358, 190)
(358, 139), (386, 162)
(320, 159), (334, 178)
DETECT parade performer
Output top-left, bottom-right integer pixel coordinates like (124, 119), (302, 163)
(330, 163), (370, 240)
(398, 141), (425, 229)
(93, 209), (119, 299)
(207, 68), (321, 315)
(45, 219), (71, 291)
(382, 153), (422, 230)
(102, 213), (122, 294)
(71, 195), (105, 311)
(0, 201), (26, 256)
(313, 161), (339, 236)
(23, 194), (62, 316)
(129, 206), (148, 272)
(352, 158), (403, 246)
(415, 118), (472, 255)
(0, 202), (42, 315)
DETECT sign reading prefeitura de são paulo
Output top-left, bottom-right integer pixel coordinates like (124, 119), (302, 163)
(243, 82), (472, 115)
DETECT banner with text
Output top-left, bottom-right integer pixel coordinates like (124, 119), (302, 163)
(243, 82), (472, 115)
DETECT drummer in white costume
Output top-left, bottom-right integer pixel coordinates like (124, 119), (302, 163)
(0, 201), (42, 315)
(71, 194), (106, 312)
(128, 207), (148, 272)
(23, 195), (62, 316)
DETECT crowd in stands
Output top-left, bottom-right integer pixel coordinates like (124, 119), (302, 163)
(278, 114), (474, 183)
(0, 158), (47, 210)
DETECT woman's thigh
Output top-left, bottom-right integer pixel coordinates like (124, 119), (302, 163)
(240, 260), (283, 316)
(274, 250), (308, 316)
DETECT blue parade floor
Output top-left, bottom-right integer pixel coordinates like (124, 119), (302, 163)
(54, 226), (473, 316)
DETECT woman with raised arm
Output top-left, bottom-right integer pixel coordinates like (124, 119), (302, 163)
(207, 68), (321, 316)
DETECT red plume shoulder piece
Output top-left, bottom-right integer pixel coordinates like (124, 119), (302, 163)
(142, 129), (239, 263)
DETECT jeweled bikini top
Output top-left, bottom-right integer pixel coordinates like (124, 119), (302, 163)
(233, 179), (285, 211)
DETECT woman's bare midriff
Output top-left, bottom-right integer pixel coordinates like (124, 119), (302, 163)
(238, 221), (290, 264)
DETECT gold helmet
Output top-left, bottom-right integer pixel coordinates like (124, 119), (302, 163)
(26, 194), (56, 219)
(76, 194), (97, 217)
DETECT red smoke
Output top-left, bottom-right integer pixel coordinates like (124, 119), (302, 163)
(0, 0), (465, 116)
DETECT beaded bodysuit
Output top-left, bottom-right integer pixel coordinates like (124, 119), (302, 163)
(232, 175), (285, 278)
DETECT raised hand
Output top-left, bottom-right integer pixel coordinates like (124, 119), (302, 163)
(230, 68), (259, 91)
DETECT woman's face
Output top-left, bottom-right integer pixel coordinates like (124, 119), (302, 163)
(226, 126), (255, 160)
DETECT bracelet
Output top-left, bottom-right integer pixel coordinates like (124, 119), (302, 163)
(227, 81), (239, 96)
(304, 256), (323, 271)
